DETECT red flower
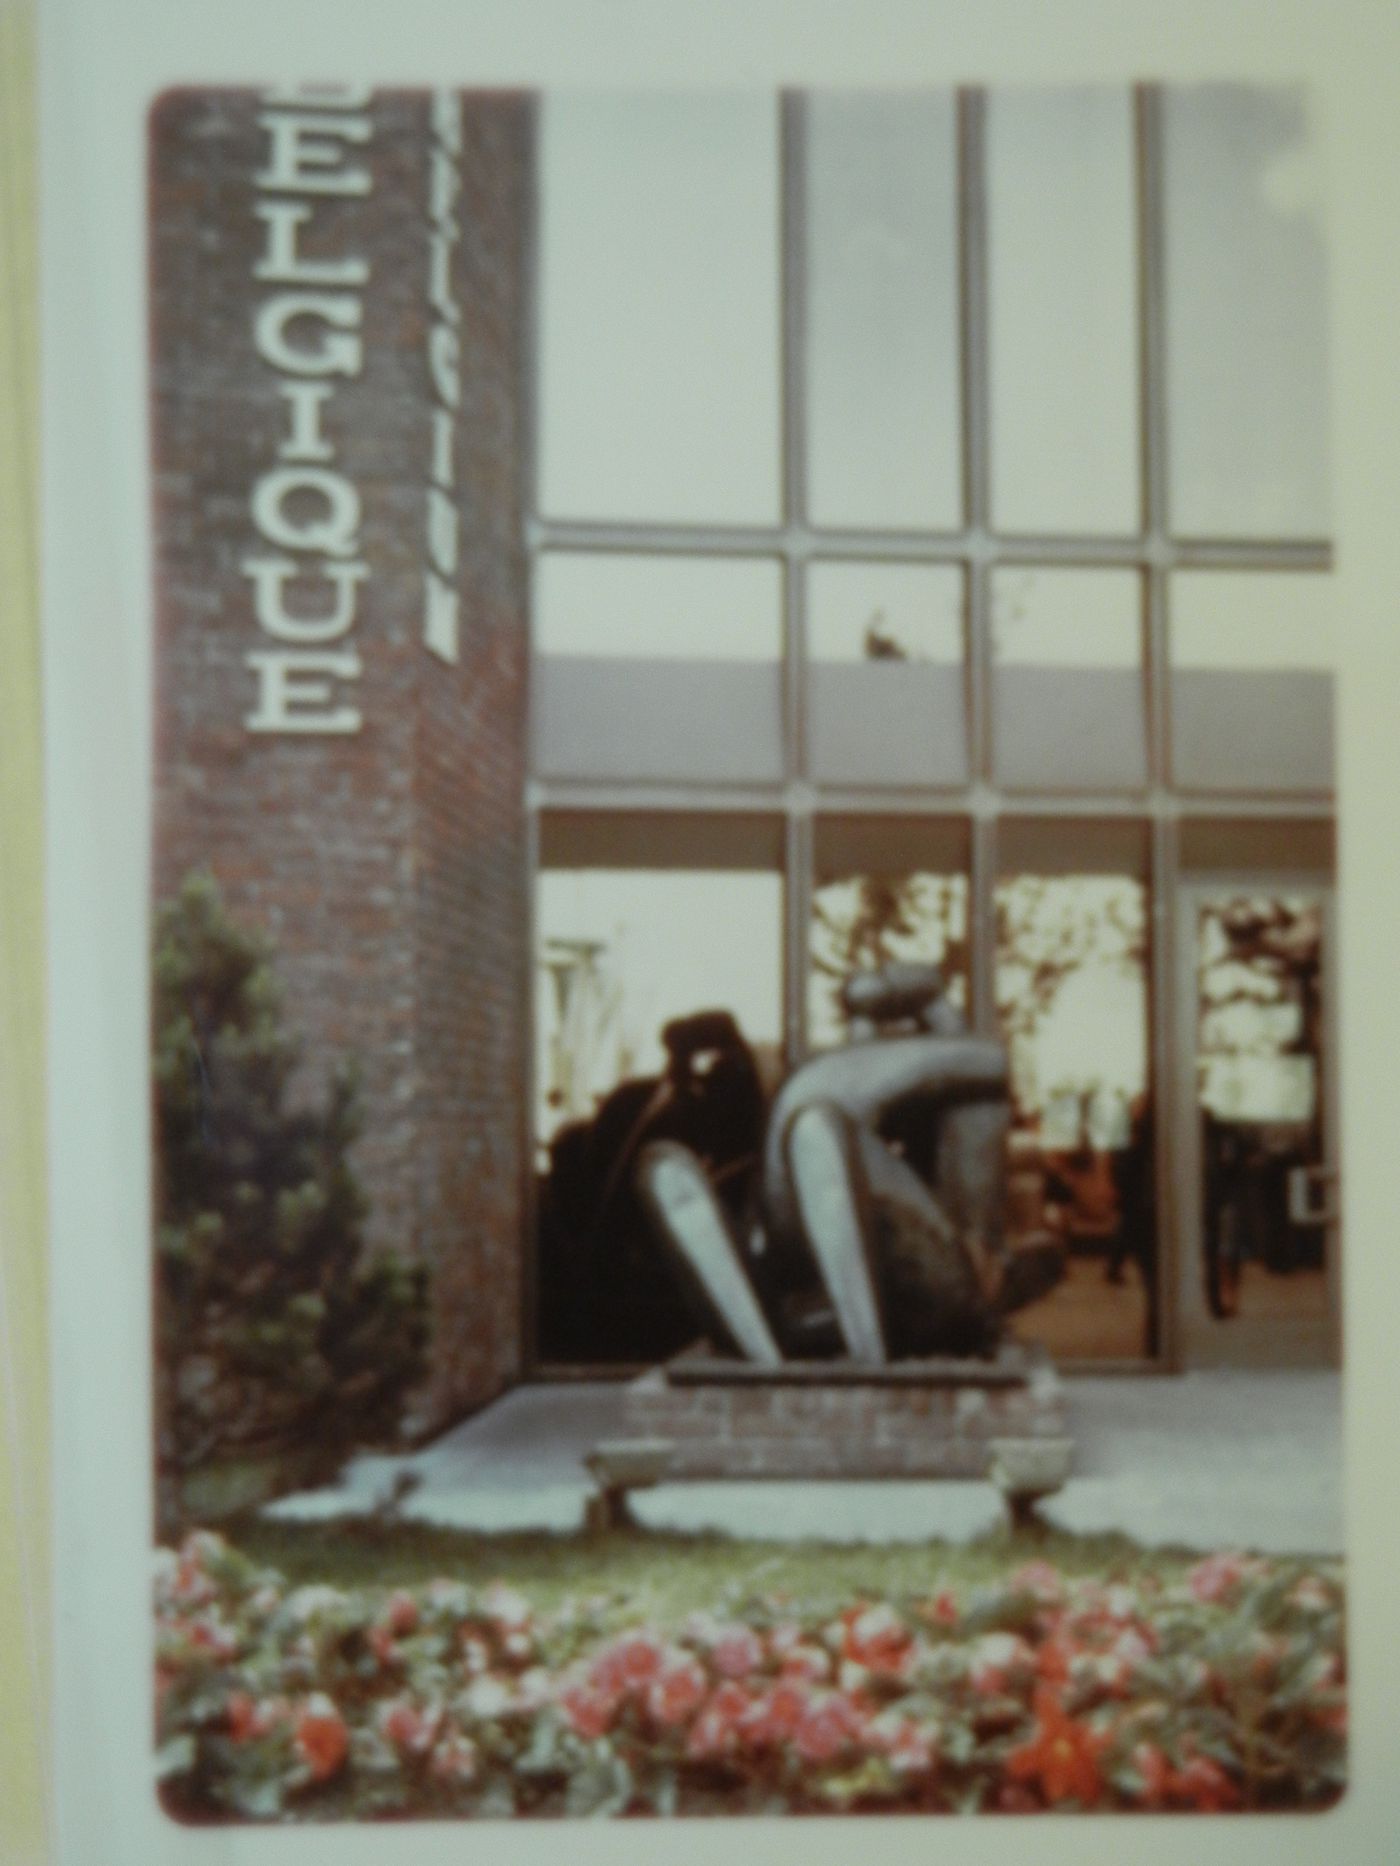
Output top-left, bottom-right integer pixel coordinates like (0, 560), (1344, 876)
(1005, 1689), (1106, 1808)
(925, 1590), (959, 1629)
(1171, 1754), (1241, 1811)
(1131, 1740), (1172, 1808)
(294, 1695), (349, 1782)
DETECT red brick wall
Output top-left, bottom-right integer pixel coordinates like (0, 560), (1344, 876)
(149, 87), (532, 1427)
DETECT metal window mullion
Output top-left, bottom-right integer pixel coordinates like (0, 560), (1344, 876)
(1149, 810), (1180, 1368)
(959, 88), (994, 784)
(970, 809), (999, 1037)
(959, 89), (997, 1034)
(780, 91), (813, 1064)
(1137, 83), (1172, 796)
(785, 806), (814, 1067)
(781, 90), (808, 785)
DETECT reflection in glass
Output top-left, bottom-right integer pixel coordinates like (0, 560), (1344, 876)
(532, 553), (784, 783)
(995, 873), (1153, 1359)
(535, 868), (784, 1145)
(807, 562), (966, 785)
(539, 93), (781, 525)
(809, 871), (968, 1050)
(992, 568), (1146, 791)
(534, 867), (784, 1363)
(805, 92), (961, 530)
(1171, 572), (1334, 793)
(1163, 85), (1330, 539)
(1196, 895), (1329, 1325)
(986, 86), (1140, 535)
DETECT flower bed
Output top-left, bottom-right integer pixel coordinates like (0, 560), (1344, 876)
(156, 1531), (1346, 1820)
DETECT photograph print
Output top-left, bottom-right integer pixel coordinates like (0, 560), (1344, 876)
(148, 80), (1346, 1821)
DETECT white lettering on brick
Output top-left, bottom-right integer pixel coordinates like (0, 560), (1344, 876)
(246, 91), (373, 734)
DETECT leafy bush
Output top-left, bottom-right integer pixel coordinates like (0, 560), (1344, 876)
(153, 874), (428, 1529)
(155, 1532), (1346, 1820)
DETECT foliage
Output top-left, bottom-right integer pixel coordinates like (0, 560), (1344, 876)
(153, 873), (428, 1523)
(155, 1531), (1346, 1821)
(810, 874), (968, 1040)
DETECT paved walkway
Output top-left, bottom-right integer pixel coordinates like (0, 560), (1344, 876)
(267, 1370), (1344, 1555)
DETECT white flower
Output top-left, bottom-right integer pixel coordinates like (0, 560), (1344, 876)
(459, 1675), (513, 1720)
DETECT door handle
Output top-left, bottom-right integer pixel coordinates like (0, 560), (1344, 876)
(1287, 1164), (1340, 1228)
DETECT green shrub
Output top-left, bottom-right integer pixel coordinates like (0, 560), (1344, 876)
(153, 873), (428, 1530)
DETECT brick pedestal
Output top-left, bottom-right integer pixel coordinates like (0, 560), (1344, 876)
(620, 1345), (1069, 1480)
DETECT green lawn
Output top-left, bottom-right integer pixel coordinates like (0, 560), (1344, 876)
(231, 1515), (1227, 1626)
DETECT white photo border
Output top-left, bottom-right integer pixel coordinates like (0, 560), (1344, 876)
(40, 0), (1400, 1861)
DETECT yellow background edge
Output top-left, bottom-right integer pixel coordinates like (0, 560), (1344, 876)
(0, 2), (53, 1862)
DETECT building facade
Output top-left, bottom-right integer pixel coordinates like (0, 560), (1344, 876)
(152, 83), (1338, 1431)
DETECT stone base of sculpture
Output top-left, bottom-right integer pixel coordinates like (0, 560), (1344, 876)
(617, 1338), (1069, 1481)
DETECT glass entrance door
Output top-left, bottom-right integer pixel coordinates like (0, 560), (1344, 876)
(1176, 881), (1340, 1367)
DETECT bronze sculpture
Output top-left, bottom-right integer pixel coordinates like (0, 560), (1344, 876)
(540, 962), (1062, 1365)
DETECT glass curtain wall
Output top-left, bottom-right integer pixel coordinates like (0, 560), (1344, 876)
(529, 85), (1333, 1369)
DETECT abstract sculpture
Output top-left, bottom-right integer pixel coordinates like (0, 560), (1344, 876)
(633, 962), (1064, 1365)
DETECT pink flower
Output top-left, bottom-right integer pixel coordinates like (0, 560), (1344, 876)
(591, 1630), (666, 1694)
(925, 1589), (960, 1629)
(380, 1589), (419, 1638)
(968, 1631), (1033, 1696)
(865, 1709), (937, 1775)
(792, 1689), (862, 1765)
(188, 1612), (239, 1661)
(429, 1732), (478, 1784)
(1188, 1552), (1253, 1605)
(708, 1625), (765, 1680)
(559, 1680), (618, 1739)
(685, 1682), (752, 1760)
(739, 1681), (806, 1748)
(1289, 1575), (1332, 1613)
(645, 1653), (708, 1728)
(226, 1691), (284, 1743)
(777, 1642), (831, 1683)
(843, 1603), (912, 1676)
(1011, 1561), (1063, 1607)
(379, 1697), (443, 1756)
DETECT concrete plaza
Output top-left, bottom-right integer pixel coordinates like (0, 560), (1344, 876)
(267, 1368), (1344, 1556)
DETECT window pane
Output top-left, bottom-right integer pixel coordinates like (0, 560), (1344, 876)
(809, 817), (969, 1049)
(987, 86), (1140, 535)
(992, 567), (1146, 791)
(535, 864), (784, 1362)
(995, 868), (1153, 1359)
(539, 93), (781, 524)
(533, 553), (783, 783)
(806, 561), (966, 785)
(536, 867), (784, 1145)
(1163, 85), (1330, 539)
(805, 91), (961, 530)
(1194, 894), (1330, 1326)
(1171, 571), (1334, 793)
